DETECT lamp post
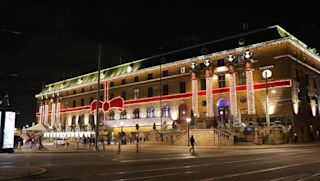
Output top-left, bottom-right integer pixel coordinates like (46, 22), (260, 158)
(262, 69), (272, 144)
(186, 117), (191, 146)
(118, 121), (123, 152)
(95, 43), (102, 152)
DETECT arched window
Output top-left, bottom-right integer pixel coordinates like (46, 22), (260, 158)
(71, 115), (76, 127)
(179, 104), (188, 121)
(133, 109), (140, 119)
(108, 111), (115, 120)
(78, 115), (85, 127)
(162, 105), (170, 117)
(120, 110), (127, 119)
(147, 107), (155, 118)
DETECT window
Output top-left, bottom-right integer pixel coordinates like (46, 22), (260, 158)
(163, 84), (169, 95)
(121, 79), (126, 85)
(163, 70), (169, 77)
(180, 81), (186, 93)
(180, 67), (186, 74)
(110, 82), (114, 87)
(305, 74), (309, 86)
(148, 73), (153, 80)
(314, 78), (317, 89)
(147, 107), (155, 118)
(148, 87), (153, 97)
(134, 89), (139, 99)
(134, 76), (139, 82)
(201, 79), (206, 90)
(239, 71), (246, 85)
(81, 88), (85, 93)
(218, 75), (226, 88)
(73, 90), (77, 94)
(109, 93), (114, 100)
(120, 110), (127, 119)
(108, 111), (115, 120)
(89, 97), (94, 103)
(217, 59), (225, 67)
(73, 100), (76, 108)
(99, 95), (104, 101)
(179, 104), (188, 121)
(133, 109), (140, 119)
(121, 92), (126, 100)
(81, 99), (85, 106)
(162, 105), (170, 117)
(100, 84), (103, 89)
(200, 63), (205, 70)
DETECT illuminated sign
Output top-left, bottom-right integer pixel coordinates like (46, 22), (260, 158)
(2, 111), (15, 149)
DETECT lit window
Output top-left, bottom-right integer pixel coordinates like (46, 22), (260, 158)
(162, 105), (170, 117)
(133, 109), (140, 119)
(218, 75), (226, 88)
(180, 67), (186, 74)
(134, 89), (139, 99)
(147, 107), (155, 118)
(179, 104), (188, 121)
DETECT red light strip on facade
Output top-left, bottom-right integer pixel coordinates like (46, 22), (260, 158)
(36, 79), (291, 116)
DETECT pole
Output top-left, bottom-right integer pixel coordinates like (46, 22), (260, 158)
(95, 43), (102, 151)
(187, 122), (190, 147)
(160, 62), (163, 141)
(265, 72), (270, 144)
(136, 132), (139, 152)
(118, 125), (123, 152)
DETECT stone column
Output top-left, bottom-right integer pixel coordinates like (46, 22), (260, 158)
(50, 100), (56, 128)
(245, 61), (256, 115)
(191, 72), (199, 117)
(205, 69), (214, 117)
(228, 65), (238, 125)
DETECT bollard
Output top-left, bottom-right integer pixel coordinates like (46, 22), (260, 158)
(17, 141), (21, 150)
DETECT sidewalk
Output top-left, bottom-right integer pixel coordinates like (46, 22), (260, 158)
(13, 141), (320, 154)
(0, 167), (46, 180)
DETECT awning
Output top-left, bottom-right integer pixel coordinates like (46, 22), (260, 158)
(102, 117), (173, 128)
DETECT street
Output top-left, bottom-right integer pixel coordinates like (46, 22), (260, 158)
(1, 144), (320, 180)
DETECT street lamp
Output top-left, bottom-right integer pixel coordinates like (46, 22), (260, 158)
(262, 69), (272, 144)
(118, 121), (123, 152)
(186, 117), (191, 146)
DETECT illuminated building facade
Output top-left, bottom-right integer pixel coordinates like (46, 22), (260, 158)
(36, 25), (320, 143)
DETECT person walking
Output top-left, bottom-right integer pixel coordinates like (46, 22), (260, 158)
(189, 135), (195, 153)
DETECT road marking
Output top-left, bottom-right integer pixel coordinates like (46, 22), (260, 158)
(297, 172), (320, 181)
(224, 156), (279, 164)
(269, 175), (293, 181)
(200, 161), (320, 181)
(114, 170), (197, 181)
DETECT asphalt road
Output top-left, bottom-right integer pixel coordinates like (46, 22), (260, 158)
(1, 145), (320, 181)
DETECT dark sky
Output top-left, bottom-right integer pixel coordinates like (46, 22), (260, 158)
(1, 0), (320, 127)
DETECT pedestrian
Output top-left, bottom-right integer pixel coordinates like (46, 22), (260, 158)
(83, 136), (87, 148)
(189, 135), (196, 153)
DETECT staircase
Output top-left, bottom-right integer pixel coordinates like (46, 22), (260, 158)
(163, 128), (234, 146)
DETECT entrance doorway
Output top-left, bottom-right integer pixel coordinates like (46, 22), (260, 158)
(216, 98), (231, 128)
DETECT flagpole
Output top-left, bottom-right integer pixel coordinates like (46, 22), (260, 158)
(95, 43), (102, 151)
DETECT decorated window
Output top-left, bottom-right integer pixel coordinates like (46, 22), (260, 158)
(120, 110), (127, 119)
(179, 104), (188, 121)
(218, 75), (226, 88)
(108, 111), (115, 120)
(133, 109), (140, 119)
(162, 105), (170, 117)
(147, 107), (155, 118)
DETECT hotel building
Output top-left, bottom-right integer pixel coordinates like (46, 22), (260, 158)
(36, 25), (320, 143)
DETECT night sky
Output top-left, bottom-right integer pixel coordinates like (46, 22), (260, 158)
(1, 0), (319, 128)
